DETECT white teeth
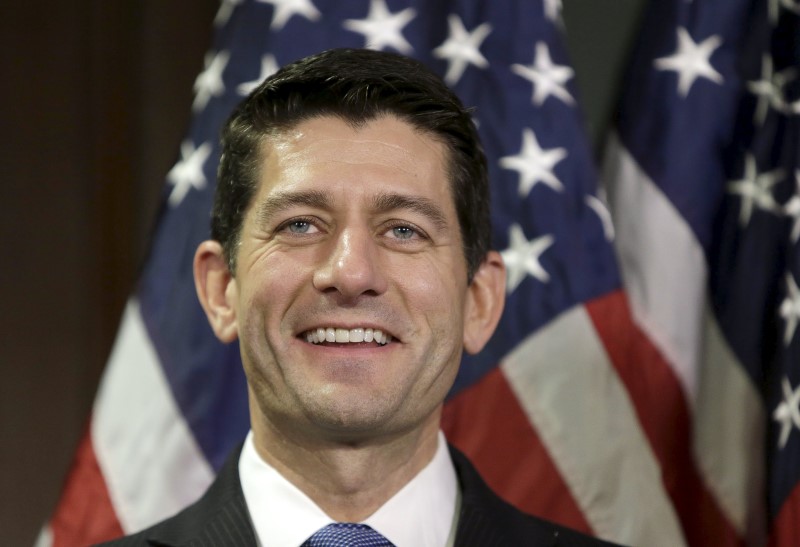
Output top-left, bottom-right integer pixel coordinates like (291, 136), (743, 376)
(305, 327), (392, 345)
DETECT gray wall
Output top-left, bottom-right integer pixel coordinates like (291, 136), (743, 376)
(0, 2), (645, 544)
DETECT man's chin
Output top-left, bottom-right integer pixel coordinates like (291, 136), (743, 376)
(303, 397), (401, 438)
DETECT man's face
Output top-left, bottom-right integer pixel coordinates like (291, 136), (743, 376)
(227, 115), (477, 442)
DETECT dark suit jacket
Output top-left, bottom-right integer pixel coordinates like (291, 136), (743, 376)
(99, 444), (620, 547)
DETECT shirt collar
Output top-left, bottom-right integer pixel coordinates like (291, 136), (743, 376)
(239, 430), (458, 547)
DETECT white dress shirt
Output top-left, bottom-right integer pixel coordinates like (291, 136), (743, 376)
(239, 430), (459, 547)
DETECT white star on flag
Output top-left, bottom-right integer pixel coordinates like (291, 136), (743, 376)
(783, 0), (800, 14)
(543, 0), (563, 22)
(214, 0), (243, 27)
(770, 0), (800, 23)
(785, 171), (800, 243)
(500, 128), (567, 197)
(780, 272), (800, 346)
(167, 140), (212, 207)
(726, 154), (783, 228)
(343, 0), (416, 54)
(432, 14), (492, 85)
(512, 42), (575, 106)
(586, 195), (615, 241)
(256, 0), (321, 31)
(237, 54), (280, 96)
(773, 376), (800, 449)
(193, 50), (229, 112)
(747, 55), (795, 124)
(770, 0), (781, 23)
(501, 224), (555, 293)
(654, 27), (724, 97)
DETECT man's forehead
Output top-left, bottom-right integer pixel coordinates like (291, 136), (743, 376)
(260, 115), (448, 177)
(250, 116), (455, 210)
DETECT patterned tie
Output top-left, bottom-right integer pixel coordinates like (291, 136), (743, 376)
(302, 523), (395, 547)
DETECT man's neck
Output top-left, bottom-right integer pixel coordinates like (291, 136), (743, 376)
(250, 408), (441, 522)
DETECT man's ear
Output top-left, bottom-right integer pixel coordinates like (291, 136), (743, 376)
(194, 240), (239, 343)
(463, 251), (506, 354)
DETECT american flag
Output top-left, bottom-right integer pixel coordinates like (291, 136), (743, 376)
(604, 0), (800, 545)
(38, 0), (792, 545)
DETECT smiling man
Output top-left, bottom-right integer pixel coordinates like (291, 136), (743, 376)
(103, 49), (615, 547)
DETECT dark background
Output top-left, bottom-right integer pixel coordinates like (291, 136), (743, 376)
(0, 1), (645, 544)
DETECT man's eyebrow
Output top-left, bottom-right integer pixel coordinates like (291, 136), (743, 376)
(254, 190), (332, 225)
(371, 192), (450, 231)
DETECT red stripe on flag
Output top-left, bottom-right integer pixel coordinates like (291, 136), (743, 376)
(586, 290), (742, 546)
(442, 367), (593, 535)
(769, 482), (800, 547)
(49, 423), (124, 546)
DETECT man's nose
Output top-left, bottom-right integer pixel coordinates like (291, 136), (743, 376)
(312, 228), (388, 299)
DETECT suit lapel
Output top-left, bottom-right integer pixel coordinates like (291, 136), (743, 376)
(147, 444), (258, 547)
(450, 445), (511, 547)
(449, 445), (558, 547)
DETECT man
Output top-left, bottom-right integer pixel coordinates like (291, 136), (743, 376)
(103, 48), (616, 546)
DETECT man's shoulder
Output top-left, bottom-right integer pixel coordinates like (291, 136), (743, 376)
(95, 444), (256, 547)
(449, 445), (622, 547)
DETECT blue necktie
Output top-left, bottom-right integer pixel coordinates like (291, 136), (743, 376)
(302, 523), (395, 547)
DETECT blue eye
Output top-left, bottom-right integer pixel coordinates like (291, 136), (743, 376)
(286, 220), (313, 233)
(392, 226), (415, 239)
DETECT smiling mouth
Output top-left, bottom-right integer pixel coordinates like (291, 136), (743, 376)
(303, 327), (392, 345)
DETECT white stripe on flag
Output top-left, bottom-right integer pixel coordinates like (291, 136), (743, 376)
(33, 525), (52, 547)
(695, 307), (766, 544)
(92, 299), (214, 533)
(604, 134), (765, 537)
(603, 134), (706, 401)
(501, 304), (685, 546)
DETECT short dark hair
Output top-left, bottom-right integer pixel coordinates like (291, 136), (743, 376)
(212, 48), (490, 280)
